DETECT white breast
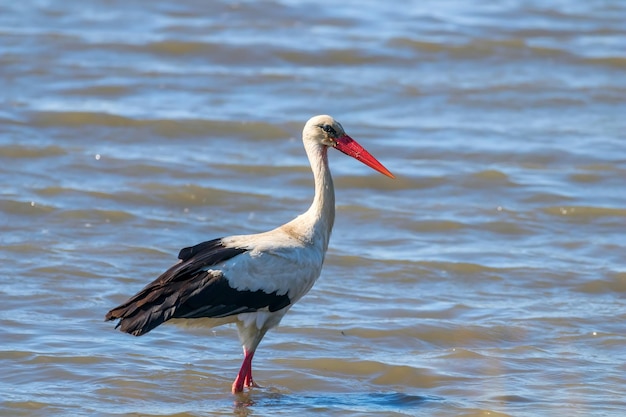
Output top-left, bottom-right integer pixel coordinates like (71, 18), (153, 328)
(219, 230), (326, 303)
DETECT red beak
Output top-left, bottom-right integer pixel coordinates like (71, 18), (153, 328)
(334, 135), (395, 178)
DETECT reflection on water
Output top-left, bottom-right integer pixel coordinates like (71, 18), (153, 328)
(1, 0), (625, 416)
(233, 390), (437, 415)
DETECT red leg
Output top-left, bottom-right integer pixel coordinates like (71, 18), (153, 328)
(232, 349), (256, 394)
(243, 351), (259, 388)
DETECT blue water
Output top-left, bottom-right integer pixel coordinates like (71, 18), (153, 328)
(1, 0), (625, 416)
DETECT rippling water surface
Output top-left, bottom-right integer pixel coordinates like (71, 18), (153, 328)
(1, 1), (625, 416)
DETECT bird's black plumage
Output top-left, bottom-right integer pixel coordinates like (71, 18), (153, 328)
(105, 238), (291, 336)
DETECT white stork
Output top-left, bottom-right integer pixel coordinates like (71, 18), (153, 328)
(105, 115), (394, 394)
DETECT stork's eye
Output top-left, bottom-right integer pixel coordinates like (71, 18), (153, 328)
(321, 124), (337, 136)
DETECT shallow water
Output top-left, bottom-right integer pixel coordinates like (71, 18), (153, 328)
(1, 0), (625, 416)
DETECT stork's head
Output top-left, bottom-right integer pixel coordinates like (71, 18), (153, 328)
(303, 115), (395, 178)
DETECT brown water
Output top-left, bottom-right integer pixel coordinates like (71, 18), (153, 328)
(1, 1), (625, 416)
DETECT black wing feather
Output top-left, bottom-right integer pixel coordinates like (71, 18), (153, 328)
(105, 238), (291, 336)
(177, 238), (241, 263)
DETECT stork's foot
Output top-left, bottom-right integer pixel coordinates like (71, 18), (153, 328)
(232, 381), (260, 394)
(232, 380), (244, 394)
(232, 374), (260, 393)
(244, 378), (260, 389)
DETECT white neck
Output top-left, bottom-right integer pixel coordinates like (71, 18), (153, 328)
(285, 141), (335, 251)
(307, 141), (335, 236)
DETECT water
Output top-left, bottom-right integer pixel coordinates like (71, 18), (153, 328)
(1, 0), (625, 415)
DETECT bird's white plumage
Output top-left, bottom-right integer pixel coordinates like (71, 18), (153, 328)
(215, 116), (341, 310)
(209, 117), (341, 357)
(220, 230), (326, 299)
